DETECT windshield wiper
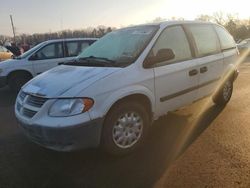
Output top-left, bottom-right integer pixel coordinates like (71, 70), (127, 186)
(79, 56), (116, 63)
(76, 56), (119, 67)
(64, 58), (117, 67)
(64, 56), (127, 67)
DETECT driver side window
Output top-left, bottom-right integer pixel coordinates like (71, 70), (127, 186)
(35, 43), (63, 60)
(150, 26), (192, 66)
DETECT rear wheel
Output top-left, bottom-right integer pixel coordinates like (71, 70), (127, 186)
(8, 73), (32, 92)
(213, 79), (233, 106)
(102, 101), (150, 155)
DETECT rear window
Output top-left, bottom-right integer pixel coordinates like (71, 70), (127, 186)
(79, 41), (90, 53)
(187, 24), (220, 57)
(214, 25), (236, 50)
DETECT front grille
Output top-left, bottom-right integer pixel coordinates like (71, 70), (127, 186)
(26, 95), (47, 108)
(16, 90), (48, 119)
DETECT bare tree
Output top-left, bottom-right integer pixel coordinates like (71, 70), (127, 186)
(151, 17), (167, 23)
(196, 14), (213, 22)
(2, 15), (250, 46)
(213, 11), (226, 25)
(7, 26), (115, 45)
(0, 35), (11, 45)
(197, 13), (250, 40)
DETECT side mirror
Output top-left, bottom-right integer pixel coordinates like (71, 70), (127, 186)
(144, 48), (175, 68)
(155, 48), (175, 63)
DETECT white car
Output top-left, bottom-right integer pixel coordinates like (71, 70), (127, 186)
(0, 38), (97, 91)
(15, 21), (239, 155)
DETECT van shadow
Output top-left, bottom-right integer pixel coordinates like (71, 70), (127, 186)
(6, 101), (225, 188)
(172, 103), (225, 158)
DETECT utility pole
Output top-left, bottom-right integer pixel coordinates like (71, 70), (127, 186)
(10, 15), (16, 44)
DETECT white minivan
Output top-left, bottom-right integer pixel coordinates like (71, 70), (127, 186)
(15, 21), (239, 155)
(0, 38), (97, 91)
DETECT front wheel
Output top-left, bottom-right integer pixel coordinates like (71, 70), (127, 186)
(101, 101), (150, 155)
(213, 79), (233, 106)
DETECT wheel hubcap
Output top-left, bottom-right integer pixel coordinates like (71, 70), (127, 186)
(112, 112), (143, 149)
(223, 81), (232, 101)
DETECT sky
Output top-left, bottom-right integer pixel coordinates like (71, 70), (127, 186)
(0, 0), (249, 36)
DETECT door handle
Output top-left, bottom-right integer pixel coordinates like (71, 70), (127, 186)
(189, 69), (198, 76)
(200, 66), (208, 73)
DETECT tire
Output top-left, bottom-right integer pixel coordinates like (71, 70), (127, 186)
(213, 79), (233, 106)
(101, 101), (150, 155)
(8, 73), (32, 92)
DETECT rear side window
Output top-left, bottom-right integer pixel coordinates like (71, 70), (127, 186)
(214, 25), (236, 50)
(188, 24), (220, 57)
(66, 41), (90, 57)
(66, 41), (79, 57)
(149, 25), (192, 65)
(79, 41), (90, 54)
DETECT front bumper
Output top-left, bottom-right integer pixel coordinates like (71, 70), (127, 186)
(17, 117), (104, 151)
(0, 76), (7, 88)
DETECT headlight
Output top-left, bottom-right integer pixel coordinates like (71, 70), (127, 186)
(49, 98), (94, 117)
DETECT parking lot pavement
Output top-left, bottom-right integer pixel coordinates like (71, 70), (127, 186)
(154, 60), (250, 188)
(0, 60), (250, 188)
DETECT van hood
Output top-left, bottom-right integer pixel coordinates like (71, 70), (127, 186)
(22, 65), (121, 98)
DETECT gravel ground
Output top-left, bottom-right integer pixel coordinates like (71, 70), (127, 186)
(0, 58), (249, 188)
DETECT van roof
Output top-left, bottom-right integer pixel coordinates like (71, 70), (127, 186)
(133, 20), (216, 28)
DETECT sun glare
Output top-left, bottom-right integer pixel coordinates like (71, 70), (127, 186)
(172, 48), (250, 159)
(144, 0), (249, 22)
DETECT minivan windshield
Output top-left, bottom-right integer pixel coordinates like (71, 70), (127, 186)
(15, 42), (45, 59)
(76, 25), (159, 67)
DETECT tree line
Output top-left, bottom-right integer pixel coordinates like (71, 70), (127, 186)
(195, 12), (250, 42)
(0, 26), (114, 46)
(0, 13), (250, 46)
